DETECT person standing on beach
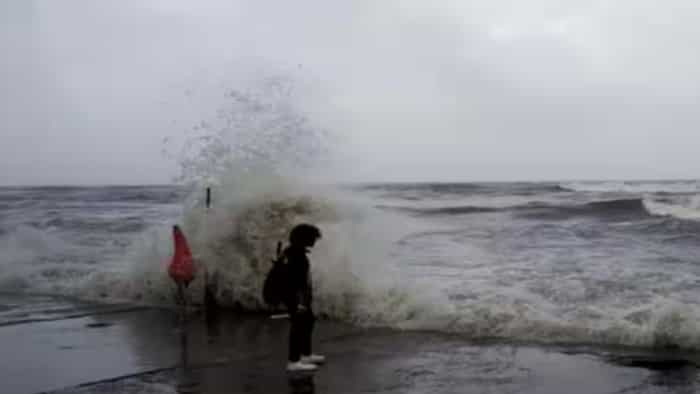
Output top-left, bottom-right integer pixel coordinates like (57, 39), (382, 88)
(284, 223), (325, 372)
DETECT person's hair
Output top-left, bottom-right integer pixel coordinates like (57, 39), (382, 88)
(289, 223), (322, 246)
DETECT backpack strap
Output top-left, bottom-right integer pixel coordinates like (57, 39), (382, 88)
(276, 241), (283, 260)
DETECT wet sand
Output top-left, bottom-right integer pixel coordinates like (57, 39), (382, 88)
(1, 297), (699, 394)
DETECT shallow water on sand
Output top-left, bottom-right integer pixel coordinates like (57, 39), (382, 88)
(0, 297), (694, 394)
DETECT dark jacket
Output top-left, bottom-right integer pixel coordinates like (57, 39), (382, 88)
(284, 245), (313, 310)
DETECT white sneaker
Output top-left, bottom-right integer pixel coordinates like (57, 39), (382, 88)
(287, 361), (318, 372)
(300, 354), (326, 364)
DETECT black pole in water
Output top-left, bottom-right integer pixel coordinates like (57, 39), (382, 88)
(203, 186), (219, 321)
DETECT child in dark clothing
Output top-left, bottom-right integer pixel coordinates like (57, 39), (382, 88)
(284, 223), (324, 372)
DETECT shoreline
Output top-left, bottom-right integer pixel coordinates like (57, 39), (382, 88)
(0, 296), (697, 394)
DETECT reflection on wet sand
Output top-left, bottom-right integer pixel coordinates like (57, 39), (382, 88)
(288, 375), (315, 394)
(43, 308), (700, 394)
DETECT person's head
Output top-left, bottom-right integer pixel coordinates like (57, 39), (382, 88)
(289, 223), (322, 248)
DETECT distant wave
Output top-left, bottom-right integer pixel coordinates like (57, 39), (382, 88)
(40, 215), (149, 233)
(385, 196), (700, 225)
(0, 186), (184, 205)
(382, 198), (657, 221)
(560, 181), (700, 194)
(377, 204), (508, 215)
(520, 198), (649, 220)
(361, 182), (568, 199)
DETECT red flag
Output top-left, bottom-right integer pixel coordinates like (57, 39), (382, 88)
(168, 225), (195, 285)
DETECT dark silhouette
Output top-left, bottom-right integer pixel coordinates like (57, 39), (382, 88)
(283, 224), (324, 372)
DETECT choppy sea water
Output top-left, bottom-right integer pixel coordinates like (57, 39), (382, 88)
(3, 180), (700, 350)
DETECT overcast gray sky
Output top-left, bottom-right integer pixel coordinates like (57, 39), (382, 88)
(2, 0), (699, 185)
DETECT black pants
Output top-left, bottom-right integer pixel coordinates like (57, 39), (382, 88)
(287, 306), (315, 362)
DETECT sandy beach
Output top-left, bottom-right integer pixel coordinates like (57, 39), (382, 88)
(0, 295), (694, 394)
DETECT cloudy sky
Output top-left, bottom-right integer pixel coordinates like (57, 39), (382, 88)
(1, 0), (699, 185)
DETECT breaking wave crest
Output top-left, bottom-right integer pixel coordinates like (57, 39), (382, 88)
(80, 77), (451, 329)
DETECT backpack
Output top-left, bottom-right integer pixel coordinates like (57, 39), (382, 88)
(262, 241), (289, 307)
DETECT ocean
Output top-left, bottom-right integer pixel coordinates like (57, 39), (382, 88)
(2, 180), (700, 351)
